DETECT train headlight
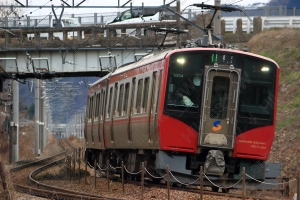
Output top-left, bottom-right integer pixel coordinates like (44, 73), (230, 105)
(261, 66), (269, 72)
(177, 58), (185, 65)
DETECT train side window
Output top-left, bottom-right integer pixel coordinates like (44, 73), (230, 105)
(117, 84), (124, 117)
(91, 95), (95, 121)
(107, 87), (113, 118)
(113, 83), (118, 117)
(94, 94), (99, 122)
(142, 77), (150, 113)
(101, 90), (105, 120)
(123, 83), (130, 116)
(131, 78), (136, 115)
(99, 91), (102, 121)
(136, 79), (143, 114)
(99, 90), (105, 121)
(151, 72), (157, 114)
(87, 96), (91, 123)
(98, 92), (102, 121)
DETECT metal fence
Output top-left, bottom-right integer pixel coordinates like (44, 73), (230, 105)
(2, 6), (300, 28)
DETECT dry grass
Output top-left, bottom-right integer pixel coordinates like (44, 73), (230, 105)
(248, 28), (300, 55)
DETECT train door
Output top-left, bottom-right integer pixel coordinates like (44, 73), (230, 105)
(97, 88), (106, 149)
(128, 78), (136, 143)
(93, 92), (100, 148)
(85, 95), (93, 146)
(200, 67), (241, 149)
(130, 72), (154, 149)
(90, 94), (95, 145)
(112, 79), (131, 147)
(105, 83), (118, 146)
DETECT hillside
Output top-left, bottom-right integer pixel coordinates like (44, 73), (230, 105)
(248, 28), (300, 178)
(268, 0), (300, 7)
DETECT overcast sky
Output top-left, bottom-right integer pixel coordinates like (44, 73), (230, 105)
(18, 0), (271, 16)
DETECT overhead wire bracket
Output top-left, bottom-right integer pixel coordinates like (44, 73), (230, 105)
(52, 4), (65, 28)
(14, 0), (25, 7)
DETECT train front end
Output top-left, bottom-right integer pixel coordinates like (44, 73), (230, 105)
(157, 48), (279, 181)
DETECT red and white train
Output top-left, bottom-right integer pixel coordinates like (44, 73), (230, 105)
(84, 47), (279, 189)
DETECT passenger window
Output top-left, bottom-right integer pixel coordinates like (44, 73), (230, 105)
(123, 83), (130, 116)
(98, 93), (101, 119)
(91, 96), (94, 120)
(113, 84), (118, 117)
(88, 97), (91, 120)
(136, 79), (143, 114)
(151, 72), (157, 113)
(118, 84), (124, 117)
(142, 77), (150, 113)
(94, 94), (99, 122)
(107, 87), (113, 118)
(101, 91), (105, 120)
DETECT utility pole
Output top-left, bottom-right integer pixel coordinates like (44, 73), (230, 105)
(176, 0), (181, 48)
(8, 80), (13, 163)
(214, 0), (221, 37)
(12, 80), (19, 162)
(39, 81), (44, 152)
(34, 79), (40, 156)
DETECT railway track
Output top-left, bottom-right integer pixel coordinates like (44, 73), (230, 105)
(90, 163), (290, 200)
(9, 138), (289, 199)
(10, 138), (124, 200)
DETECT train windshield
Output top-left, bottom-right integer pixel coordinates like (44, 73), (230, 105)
(239, 57), (277, 120)
(165, 52), (204, 113)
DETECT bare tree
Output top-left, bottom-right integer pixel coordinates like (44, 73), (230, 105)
(0, 0), (22, 26)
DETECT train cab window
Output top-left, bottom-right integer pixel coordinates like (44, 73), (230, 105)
(210, 76), (229, 119)
(117, 84), (124, 117)
(142, 77), (150, 113)
(107, 87), (113, 118)
(136, 79), (143, 114)
(165, 52), (203, 113)
(121, 11), (132, 20)
(123, 83), (130, 116)
(239, 57), (276, 120)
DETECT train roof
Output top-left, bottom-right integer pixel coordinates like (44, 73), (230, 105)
(89, 49), (172, 87)
(89, 47), (279, 88)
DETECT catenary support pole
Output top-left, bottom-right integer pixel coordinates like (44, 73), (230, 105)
(39, 81), (44, 152)
(176, 0), (181, 48)
(214, 0), (221, 37)
(34, 79), (40, 156)
(13, 80), (19, 162)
